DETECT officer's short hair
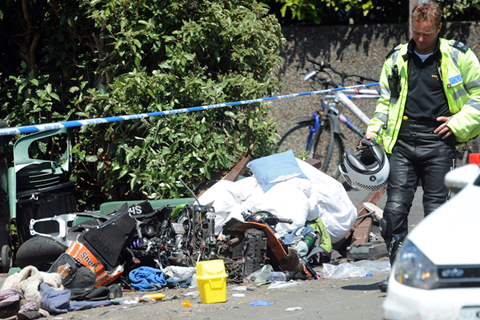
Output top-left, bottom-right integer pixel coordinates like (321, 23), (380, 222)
(412, 2), (442, 28)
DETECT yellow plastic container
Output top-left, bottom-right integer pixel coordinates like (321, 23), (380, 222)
(196, 260), (228, 304)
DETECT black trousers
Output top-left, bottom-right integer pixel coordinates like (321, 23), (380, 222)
(384, 119), (456, 239)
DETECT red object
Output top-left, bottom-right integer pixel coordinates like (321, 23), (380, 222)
(469, 153), (480, 166)
(66, 241), (123, 288)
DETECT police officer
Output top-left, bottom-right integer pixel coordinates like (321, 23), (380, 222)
(364, 1), (480, 292)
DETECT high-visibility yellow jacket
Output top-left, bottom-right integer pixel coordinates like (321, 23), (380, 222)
(367, 38), (480, 154)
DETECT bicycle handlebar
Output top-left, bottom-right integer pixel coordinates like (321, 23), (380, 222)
(307, 59), (330, 68)
(306, 58), (379, 85)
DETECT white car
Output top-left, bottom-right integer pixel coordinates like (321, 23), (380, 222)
(383, 164), (480, 320)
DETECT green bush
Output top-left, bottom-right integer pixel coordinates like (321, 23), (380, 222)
(265, 0), (480, 25)
(275, 0), (374, 25)
(437, 0), (480, 20)
(0, 0), (285, 209)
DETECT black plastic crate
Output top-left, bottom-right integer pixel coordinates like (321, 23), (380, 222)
(15, 181), (76, 243)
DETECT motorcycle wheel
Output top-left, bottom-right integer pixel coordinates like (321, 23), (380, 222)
(15, 236), (67, 270)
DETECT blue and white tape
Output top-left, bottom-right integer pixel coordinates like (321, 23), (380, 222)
(0, 82), (378, 136)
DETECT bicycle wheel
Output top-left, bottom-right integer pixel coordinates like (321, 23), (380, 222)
(276, 118), (316, 158)
(311, 116), (344, 179)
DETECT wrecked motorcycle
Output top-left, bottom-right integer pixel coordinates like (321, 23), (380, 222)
(17, 200), (311, 288)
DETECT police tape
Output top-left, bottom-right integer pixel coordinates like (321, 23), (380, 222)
(0, 82), (379, 136)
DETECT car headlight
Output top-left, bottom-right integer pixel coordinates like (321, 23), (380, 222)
(394, 240), (439, 290)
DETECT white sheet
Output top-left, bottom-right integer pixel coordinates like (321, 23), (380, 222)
(198, 158), (357, 243)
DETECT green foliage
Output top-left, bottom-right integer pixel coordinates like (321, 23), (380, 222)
(0, 0), (285, 209)
(266, 0), (374, 25)
(265, 0), (480, 25)
(437, 0), (480, 20)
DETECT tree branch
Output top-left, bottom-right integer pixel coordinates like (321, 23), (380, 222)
(29, 31), (41, 71)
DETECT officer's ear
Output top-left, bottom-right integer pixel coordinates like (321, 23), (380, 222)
(437, 22), (442, 33)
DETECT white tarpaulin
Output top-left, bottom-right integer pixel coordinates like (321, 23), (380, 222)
(198, 158), (357, 243)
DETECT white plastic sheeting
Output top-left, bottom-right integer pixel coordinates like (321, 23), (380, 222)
(322, 260), (391, 279)
(198, 158), (357, 243)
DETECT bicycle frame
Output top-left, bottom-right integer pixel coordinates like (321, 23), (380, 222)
(305, 113), (320, 151)
(299, 88), (378, 158)
(295, 111), (330, 158)
(280, 85), (379, 154)
(335, 91), (371, 126)
(337, 109), (366, 137)
(322, 89), (379, 138)
(305, 60), (379, 135)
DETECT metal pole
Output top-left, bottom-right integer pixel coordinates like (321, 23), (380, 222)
(409, 0), (418, 39)
(409, 0), (431, 39)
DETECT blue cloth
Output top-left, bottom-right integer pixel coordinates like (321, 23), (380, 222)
(69, 299), (119, 311)
(250, 300), (276, 306)
(300, 225), (314, 236)
(129, 266), (167, 291)
(39, 283), (71, 314)
(39, 283), (119, 314)
(166, 277), (193, 289)
(283, 225), (315, 244)
(283, 232), (295, 245)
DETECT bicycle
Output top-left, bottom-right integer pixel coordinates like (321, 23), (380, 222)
(276, 59), (379, 179)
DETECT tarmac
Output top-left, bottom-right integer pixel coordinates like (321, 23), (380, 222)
(0, 188), (427, 320)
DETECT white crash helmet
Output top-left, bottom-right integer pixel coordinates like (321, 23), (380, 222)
(339, 139), (389, 191)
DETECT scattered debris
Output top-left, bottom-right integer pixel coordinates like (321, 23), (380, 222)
(322, 261), (390, 279)
(0, 155), (388, 316)
(286, 307), (303, 311)
(249, 300), (276, 306)
(268, 281), (301, 290)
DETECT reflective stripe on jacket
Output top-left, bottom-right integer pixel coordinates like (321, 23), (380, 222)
(367, 38), (480, 153)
